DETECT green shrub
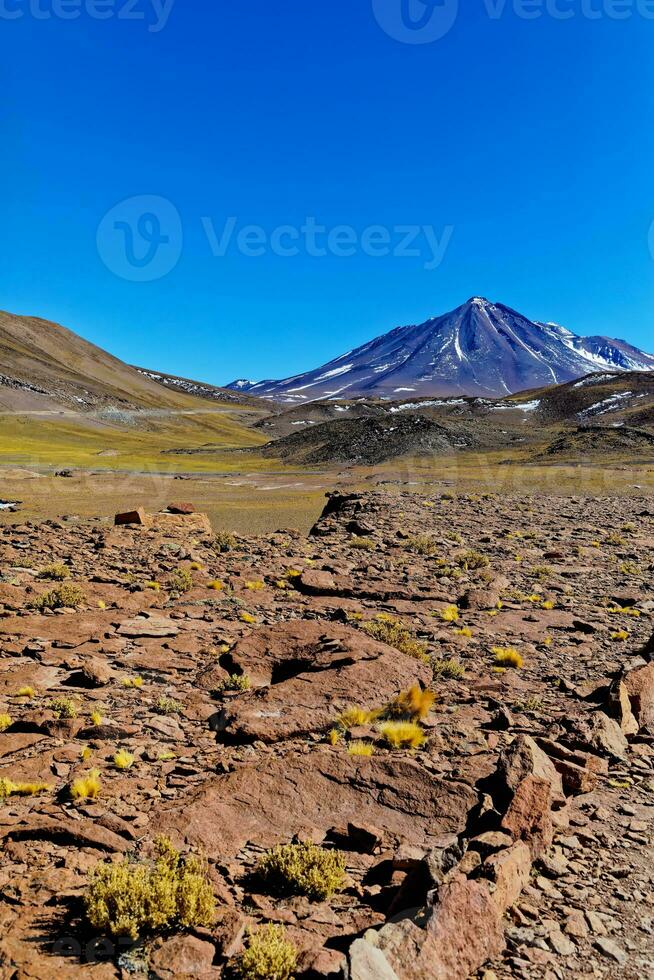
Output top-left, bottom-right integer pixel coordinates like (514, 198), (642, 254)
(350, 536), (375, 551)
(215, 673), (251, 693)
(234, 924), (297, 980)
(457, 549), (490, 570)
(84, 836), (215, 940)
(156, 696), (183, 715)
(361, 618), (428, 663)
(432, 658), (466, 680)
(405, 535), (438, 555)
(36, 562), (71, 581)
(29, 583), (86, 610)
(215, 530), (237, 553)
(258, 842), (346, 901)
(49, 696), (78, 719)
(167, 569), (193, 594)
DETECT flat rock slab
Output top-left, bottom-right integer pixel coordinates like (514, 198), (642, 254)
(154, 749), (477, 859)
(116, 616), (179, 638)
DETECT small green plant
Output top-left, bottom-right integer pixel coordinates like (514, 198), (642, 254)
(215, 674), (251, 693)
(457, 549), (490, 570)
(167, 568), (193, 594)
(156, 696), (183, 715)
(234, 924), (297, 980)
(619, 561), (640, 577)
(432, 657), (466, 679)
(377, 720), (425, 750)
(49, 696), (78, 719)
(258, 842), (346, 901)
(29, 583), (86, 610)
(36, 562), (71, 581)
(405, 535), (438, 556)
(361, 617), (429, 663)
(350, 536), (375, 551)
(215, 530), (237, 553)
(84, 836), (216, 940)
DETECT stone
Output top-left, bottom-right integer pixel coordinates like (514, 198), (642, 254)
(594, 937), (627, 965)
(117, 615), (179, 638)
(482, 841), (532, 912)
(606, 679), (639, 735)
(114, 508), (147, 526)
(149, 934), (216, 978)
(623, 661), (654, 731)
(349, 938), (399, 980)
(167, 502), (196, 514)
(495, 735), (564, 808)
(501, 776), (553, 859)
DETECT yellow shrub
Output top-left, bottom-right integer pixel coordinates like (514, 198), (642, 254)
(144, 581), (161, 591)
(234, 924), (297, 980)
(336, 706), (377, 730)
(90, 710), (103, 726)
(438, 605), (459, 623)
(385, 685), (435, 721)
(454, 626), (473, 637)
(328, 728), (341, 745)
(17, 686), (35, 698)
(122, 676), (143, 688)
(113, 749), (135, 770)
(239, 612), (257, 624)
(348, 740), (375, 757)
(350, 536), (375, 551)
(207, 580), (224, 591)
(611, 630), (629, 642)
(0, 714), (11, 732)
(0, 777), (50, 799)
(258, 842), (346, 901)
(71, 769), (101, 800)
(405, 535), (438, 556)
(377, 720), (425, 750)
(85, 836), (215, 940)
(245, 580), (265, 591)
(492, 647), (524, 669)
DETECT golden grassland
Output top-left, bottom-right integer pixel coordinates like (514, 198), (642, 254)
(2, 410), (654, 536)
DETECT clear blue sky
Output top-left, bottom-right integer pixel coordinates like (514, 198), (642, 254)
(2, 0), (653, 384)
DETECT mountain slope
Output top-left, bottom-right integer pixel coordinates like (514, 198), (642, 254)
(228, 297), (654, 402)
(0, 309), (217, 413)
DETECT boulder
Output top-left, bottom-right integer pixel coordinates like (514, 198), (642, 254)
(166, 502), (196, 514)
(482, 841), (532, 912)
(114, 508), (147, 526)
(494, 735), (564, 808)
(501, 775), (553, 858)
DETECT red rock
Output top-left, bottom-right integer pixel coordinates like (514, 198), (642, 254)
(149, 934), (217, 978)
(482, 841), (532, 912)
(114, 508), (147, 526)
(501, 775), (553, 858)
(376, 873), (504, 980)
(153, 750), (477, 860)
(623, 661), (654, 731)
(496, 735), (564, 807)
(167, 502), (196, 515)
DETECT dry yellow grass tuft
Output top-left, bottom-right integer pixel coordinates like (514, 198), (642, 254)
(377, 720), (426, 750)
(492, 647), (524, 669)
(70, 769), (101, 800)
(258, 842), (346, 901)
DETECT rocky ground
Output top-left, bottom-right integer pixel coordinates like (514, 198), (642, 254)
(0, 490), (652, 978)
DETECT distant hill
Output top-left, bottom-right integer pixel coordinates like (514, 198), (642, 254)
(227, 297), (654, 402)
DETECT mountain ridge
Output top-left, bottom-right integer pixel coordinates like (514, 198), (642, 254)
(227, 297), (654, 402)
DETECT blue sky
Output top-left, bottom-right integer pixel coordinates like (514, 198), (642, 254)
(2, 0), (653, 384)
